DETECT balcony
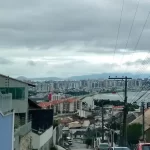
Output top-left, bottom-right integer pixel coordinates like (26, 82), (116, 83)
(14, 121), (32, 137)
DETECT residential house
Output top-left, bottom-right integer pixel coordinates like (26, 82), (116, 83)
(129, 109), (150, 142)
(0, 74), (35, 150)
(29, 109), (54, 150)
(0, 74), (35, 124)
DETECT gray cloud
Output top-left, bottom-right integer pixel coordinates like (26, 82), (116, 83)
(27, 60), (36, 66)
(46, 60), (119, 77)
(0, 0), (150, 54)
(0, 57), (12, 64)
(1, 0), (150, 77)
(125, 57), (150, 66)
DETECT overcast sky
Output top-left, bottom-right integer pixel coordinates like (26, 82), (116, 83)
(1, 0), (150, 78)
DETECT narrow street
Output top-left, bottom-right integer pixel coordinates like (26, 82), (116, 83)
(71, 139), (92, 150)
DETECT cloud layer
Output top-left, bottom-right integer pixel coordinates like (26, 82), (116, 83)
(0, 0), (150, 77)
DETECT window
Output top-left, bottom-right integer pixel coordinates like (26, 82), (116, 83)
(0, 87), (25, 100)
(142, 145), (150, 150)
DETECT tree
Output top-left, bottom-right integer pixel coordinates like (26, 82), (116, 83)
(127, 123), (142, 145)
(85, 138), (92, 148)
(53, 120), (59, 129)
(50, 146), (58, 150)
(94, 99), (139, 111)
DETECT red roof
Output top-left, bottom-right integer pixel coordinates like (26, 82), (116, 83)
(67, 98), (77, 103)
(38, 98), (78, 108)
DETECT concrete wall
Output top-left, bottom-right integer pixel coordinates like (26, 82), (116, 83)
(77, 109), (92, 118)
(31, 126), (53, 150)
(0, 92), (12, 112)
(53, 127), (57, 145)
(69, 103), (74, 112)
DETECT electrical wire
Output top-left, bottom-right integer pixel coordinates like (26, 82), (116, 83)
(131, 90), (149, 104)
(129, 78), (150, 102)
(112, 0), (125, 66)
(122, 12), (150, 102)
(123, 11), (150, 73)
(120, 0), (140, 64)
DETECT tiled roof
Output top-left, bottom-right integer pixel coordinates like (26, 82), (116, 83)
(129, 109), (150, 131)
(38, 98), (78, 108)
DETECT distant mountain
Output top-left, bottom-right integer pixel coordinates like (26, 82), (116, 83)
(30, 77), (61, 81)
(67, 73), (150, 80)
(17, 76), (61, 81)
(17, 73), (150, 81)
(17, 76), (28, 80)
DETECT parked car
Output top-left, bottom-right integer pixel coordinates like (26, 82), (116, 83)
(66, 136), (72, 145)
(110, 147), (130, 150)
(99, 143), (109, 150)
(136, 143), (150, 150)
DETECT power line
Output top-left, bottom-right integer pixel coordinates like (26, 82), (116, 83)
(131, 90), (149, 104)
(112, 0), (125, 65)
(123, 11), (150, 73)
(130, 77), (150, 103)
(120, 0), (140, 64)
(132, 90), (150, 104)
(121, 12), (150, 102)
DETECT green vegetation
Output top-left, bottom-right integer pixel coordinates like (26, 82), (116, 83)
(50, 146), (58, 150)
(65, 91), (89, 96)
(53, 119), (59, 129)
(85, 138), (92, 148)
(94, 99), (139, 111)
(127, 123), (142, 145)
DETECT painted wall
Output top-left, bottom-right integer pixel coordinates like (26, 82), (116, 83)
(69, 103), (74, 112)
(31, 126), (53, 149)
(0, 92), (12, 112)
(53, 127), (56, 145)
(77, 109), (92, 118)
(0, 111), (14, 150)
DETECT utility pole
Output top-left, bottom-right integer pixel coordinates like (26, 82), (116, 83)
(108, 76), (132, 146)
(94, 99), (109, 143)
(102, 103), (104, 142)
(141, 102), (145, 141)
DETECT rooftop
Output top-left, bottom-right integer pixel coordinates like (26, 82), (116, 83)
(130, 109), (150, 131)
(0, 74), (35, 87)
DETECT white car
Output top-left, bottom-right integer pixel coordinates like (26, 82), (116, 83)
(110, 147), (130, 150)
(66, 137), (72, 145)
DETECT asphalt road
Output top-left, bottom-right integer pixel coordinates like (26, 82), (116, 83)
(71, 139), (92, 150)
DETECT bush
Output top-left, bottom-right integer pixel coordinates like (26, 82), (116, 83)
(53, 120), (59, 129)
(50, 146), (58, 150)
(85, 138), (92, 146)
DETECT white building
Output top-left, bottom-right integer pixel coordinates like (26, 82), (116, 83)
(31, 126), (53, 150)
